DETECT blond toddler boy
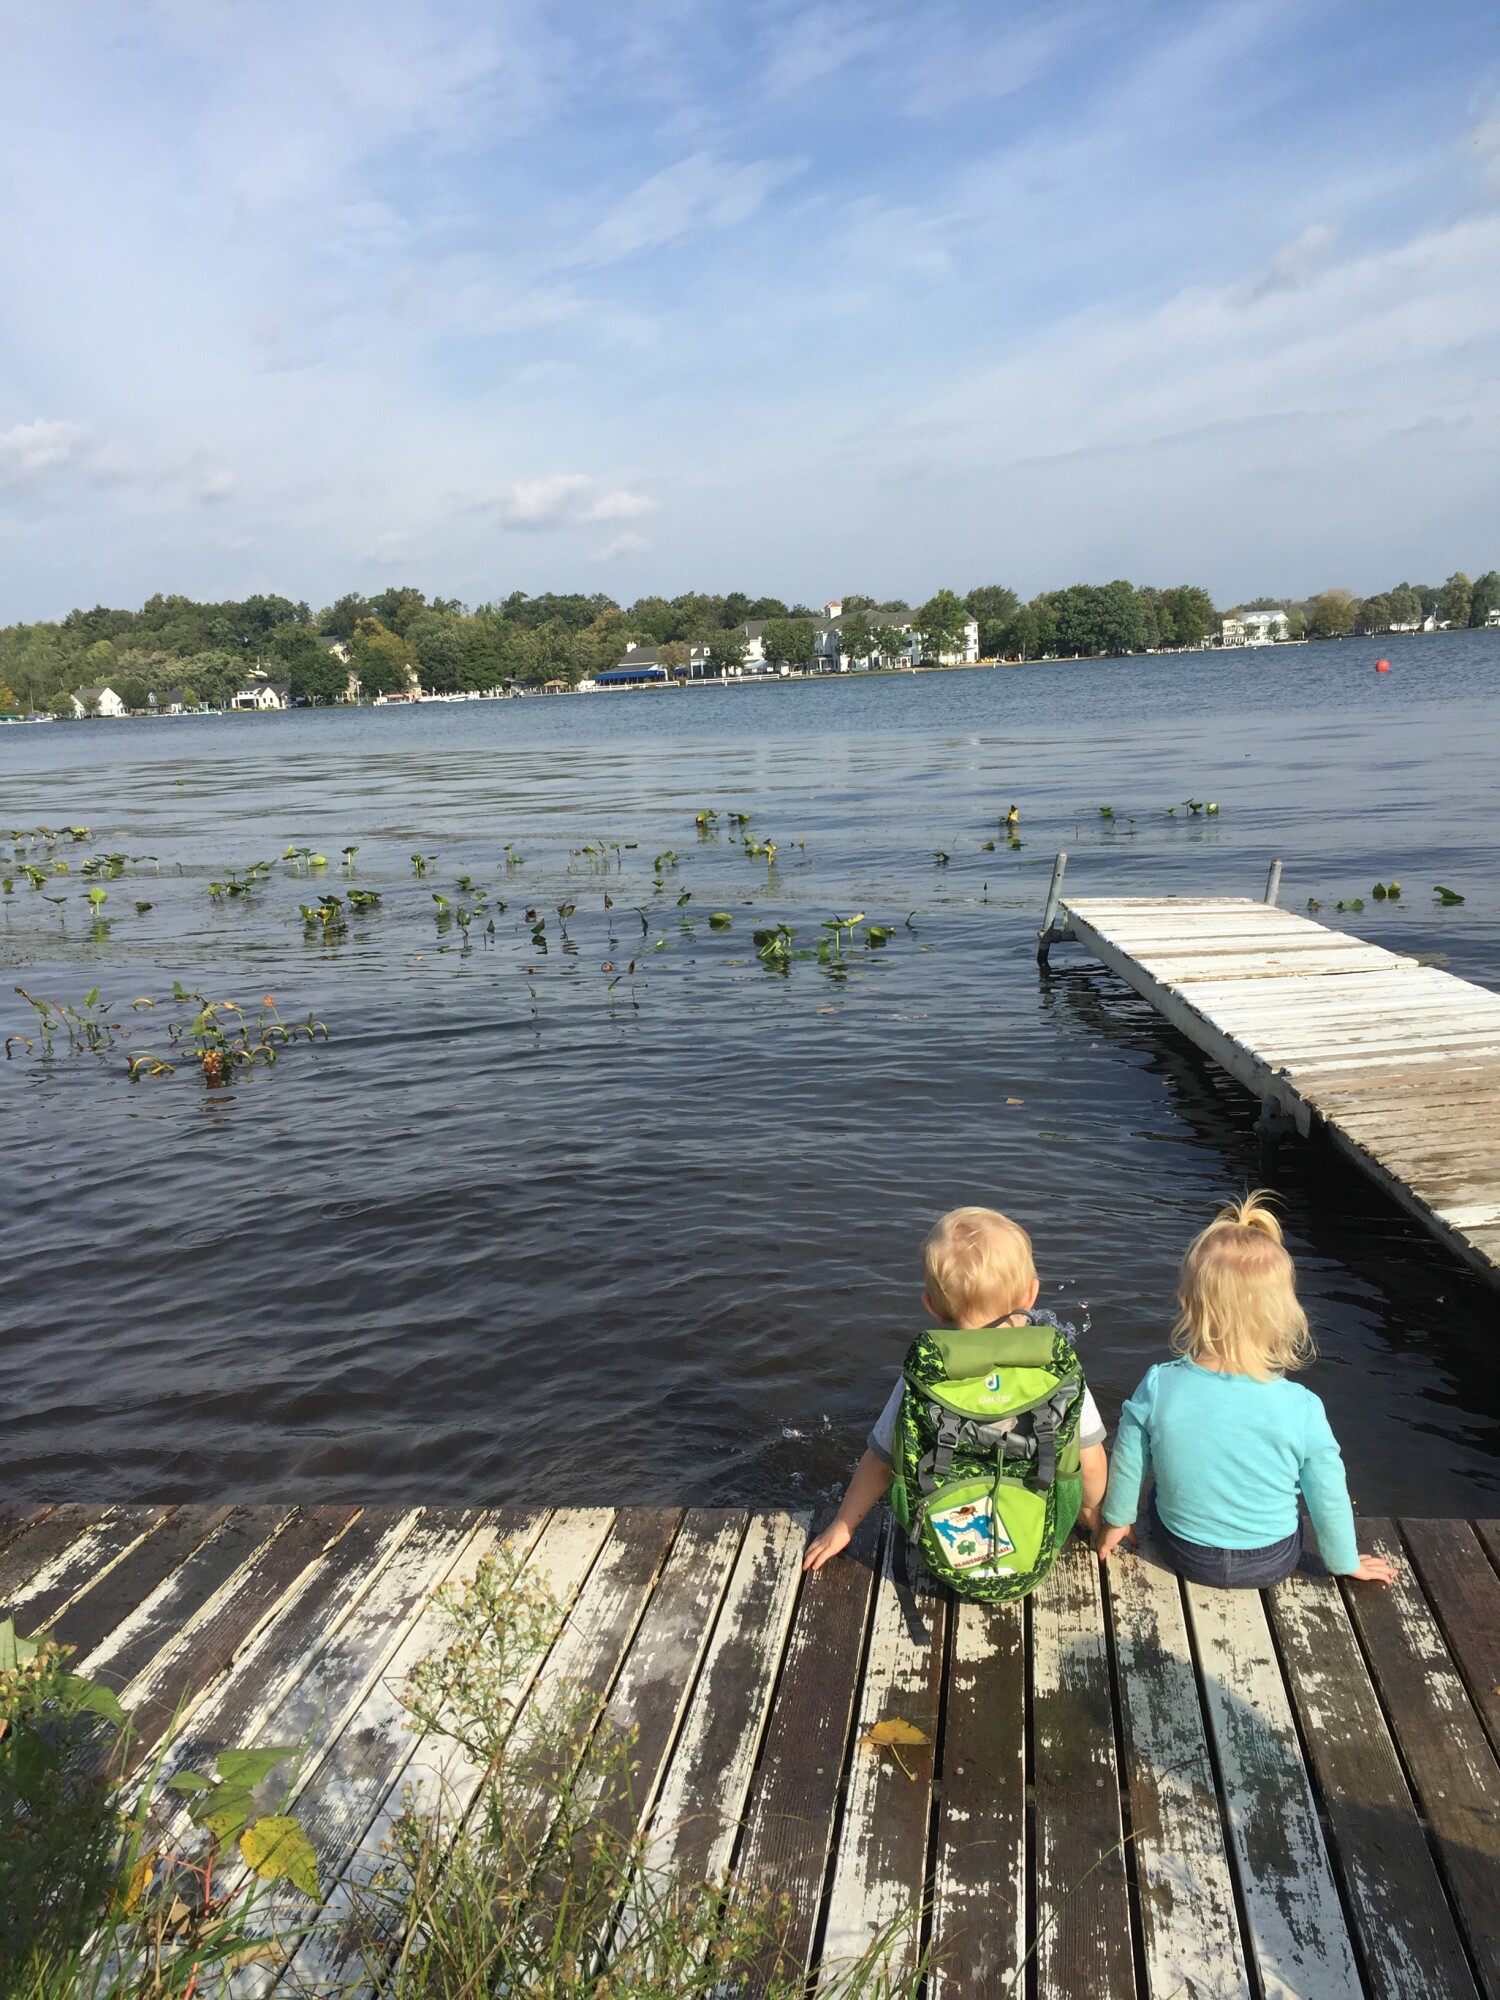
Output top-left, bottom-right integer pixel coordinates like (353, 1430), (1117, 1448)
(804, 1206), (1109, 1572)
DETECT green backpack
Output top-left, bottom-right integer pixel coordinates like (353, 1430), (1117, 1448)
(888, 1315), (1086, 1602)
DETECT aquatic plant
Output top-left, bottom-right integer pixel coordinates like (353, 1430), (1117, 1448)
(302, 894), (347, 939)
(709, 911), (733, 929)
(11, 986), (115, 1056)
(753, 923), (796, 968)
(1434, 885), (1465, 905)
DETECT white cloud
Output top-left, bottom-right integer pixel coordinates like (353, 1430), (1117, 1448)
(497, 474), (656, 529)
(1236, 221), (1336, 303)
(594, 530), (649, 561)
(0, 419), (83, 481)
(578, 152), (795, 264)
(371, 528), (419, 561)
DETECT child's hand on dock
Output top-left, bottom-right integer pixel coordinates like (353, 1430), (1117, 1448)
(1346, 1551), (1398, 1585)
(803, 1519), (852, 1571)
(1096, 1522), (1137, 1564)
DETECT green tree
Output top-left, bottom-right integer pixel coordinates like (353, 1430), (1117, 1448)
(1387, 583), (1421, 628)
(915, 588), (970, 661)
(350, 618), (415, 696)
(1305, 589), (1359, 637)
(83, 638), (116, 681)
(1468, 570), (1500, 626)
(115, 677), (149, 713)
(870, 621), (909, 666)
(48, 688), (77, 718)
(657, 640), (690, 677)
(408, 612), (466, 693)
(369, 586), (429, 635)
(709, 626), (750, 676)
(0, 678), (20, 712)
(273, 624), (348, 703)
(1438, 571), (1472, 627)
(1358, 594), (1392, 634)
(837, 610), (872, 666)
(178, 649), (243, 707)
(964, 585), (1019, 658)
(318, 593), (373, 639)
(839, 593), (880, 613)
(761, 617), (810, 666)
(1160, 586), (1216, 649)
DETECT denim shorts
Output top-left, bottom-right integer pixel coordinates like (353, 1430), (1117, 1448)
(1150, 1497), (1302, 1589)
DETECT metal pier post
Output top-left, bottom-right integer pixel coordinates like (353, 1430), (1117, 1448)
(1037, 851), (1070, 965)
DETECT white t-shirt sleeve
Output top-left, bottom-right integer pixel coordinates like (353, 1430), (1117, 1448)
(869, 1376), (1106, 1458)
(1079, 1385), (1107, 1449)
(867, 1377), (905, 1461)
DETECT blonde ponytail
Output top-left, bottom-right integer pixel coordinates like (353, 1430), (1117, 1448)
(1171, 1190), (1313, 1380)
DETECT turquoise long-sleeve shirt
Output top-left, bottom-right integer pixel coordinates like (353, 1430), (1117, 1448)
(1102, 1358), (1360, 1574)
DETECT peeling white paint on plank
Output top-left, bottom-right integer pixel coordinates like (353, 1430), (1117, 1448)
(821, 1524), (944, 1984)
(1107, 1555), (1249, 1999)
(644, 1509), (808, 1885)
(282, 1506), (603, 1996)
(1186, 1582), (1360, 2000)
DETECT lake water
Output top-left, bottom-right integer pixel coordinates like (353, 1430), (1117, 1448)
(3, 630), (1498, 1517)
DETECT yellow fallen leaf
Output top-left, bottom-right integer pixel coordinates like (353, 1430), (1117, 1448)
(1006, 1097), (1024, 1105)
(123, 1850), (158, 1913)
(862, 1716), (931, 1779)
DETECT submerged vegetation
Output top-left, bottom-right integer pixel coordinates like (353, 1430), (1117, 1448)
(6, 983), (327, 1084)
(1, 791), (1466, 1091)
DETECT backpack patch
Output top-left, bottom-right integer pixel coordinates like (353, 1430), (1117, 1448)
(930, 1494), (1014, 1570)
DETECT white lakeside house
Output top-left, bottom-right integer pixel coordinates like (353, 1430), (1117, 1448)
(70, 685), (128, 717)
(1221, 610), (1291, 646)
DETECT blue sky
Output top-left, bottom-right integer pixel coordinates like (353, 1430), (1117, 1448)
(1, 0), (1497, 618)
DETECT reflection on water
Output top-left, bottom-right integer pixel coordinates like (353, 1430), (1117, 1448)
(2, 630), (1497, 1512)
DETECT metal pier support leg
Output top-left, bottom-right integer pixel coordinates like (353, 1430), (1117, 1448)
(1264, 857), (1283, 906)
(1037, 850), (1068, 966)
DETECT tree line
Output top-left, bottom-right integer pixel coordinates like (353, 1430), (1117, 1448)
(0, 569), (1493, 713)
(1253, 572), (1500, 638)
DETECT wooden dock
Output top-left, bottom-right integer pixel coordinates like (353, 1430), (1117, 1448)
(1047, 892), (1500, 1284)
(5, 1499), (1500, 1998)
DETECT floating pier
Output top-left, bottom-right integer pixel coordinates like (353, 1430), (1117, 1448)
(5, 1499), (1500, 1997)
(1038, 861), (1500, 1284)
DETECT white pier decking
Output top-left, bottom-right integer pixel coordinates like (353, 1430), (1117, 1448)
(1054, 895), (1500, 1283)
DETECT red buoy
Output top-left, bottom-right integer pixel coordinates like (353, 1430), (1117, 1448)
(1375, 658), (1390, 673)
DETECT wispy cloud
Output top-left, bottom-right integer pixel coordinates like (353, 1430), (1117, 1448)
(578, 152), (797, 264)
(594, 530), (650, 562)
(0, 419), (82, 481)
(496, 475), (657, 530)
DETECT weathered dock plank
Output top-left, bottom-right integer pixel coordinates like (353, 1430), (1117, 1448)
(1343, 1519), (1500, 1996)
(1267, 1568), (1481, 2000)
(928, 1593), (1027, 2000)
(1185, 1580), (1361, 2000)
(1106, 1555), (1248, 2000)
(736, 1510), (882, 1995)
(1032, 1541), (1136, 2000)
(822, 1524), (946, 1985)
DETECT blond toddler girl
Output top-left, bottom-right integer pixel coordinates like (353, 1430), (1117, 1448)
(1098, 1194), (1396, 1589)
